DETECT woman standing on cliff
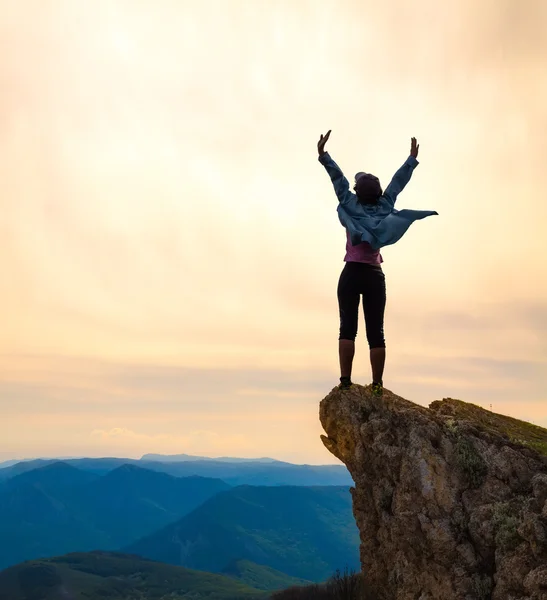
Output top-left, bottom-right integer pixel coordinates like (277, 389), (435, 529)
(317, 131), (437, 396)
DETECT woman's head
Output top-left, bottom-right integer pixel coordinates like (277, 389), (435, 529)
(354, 172), (382, 205)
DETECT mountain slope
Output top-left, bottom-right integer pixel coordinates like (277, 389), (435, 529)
(0, 481), (110, 569)
(126, 485), (360, 582)
(0, 551), (267, 600)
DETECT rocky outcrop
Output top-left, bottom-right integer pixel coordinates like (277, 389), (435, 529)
(319, 385), (547, 600)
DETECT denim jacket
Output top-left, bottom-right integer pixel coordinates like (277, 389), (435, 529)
(319, 152), (438, 250)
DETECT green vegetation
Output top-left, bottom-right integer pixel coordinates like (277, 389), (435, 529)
(434, 398), (547, 457)
(435, 399), (547, 487)
(492, 501), (524, 552)
(454, 435), (488, 488)
(0, 552), (268, 600)
(221, 559), (312, 591)
(442, 416), (488, 488)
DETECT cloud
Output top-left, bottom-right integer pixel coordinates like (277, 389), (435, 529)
(89, 427), (251, 455)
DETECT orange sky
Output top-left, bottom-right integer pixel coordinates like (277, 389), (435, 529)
(1, 0), (546, 464)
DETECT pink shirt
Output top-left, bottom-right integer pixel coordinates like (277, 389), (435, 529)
(344, 230), (383, 264)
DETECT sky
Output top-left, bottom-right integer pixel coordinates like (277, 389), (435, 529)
(1, 0), (546, 465)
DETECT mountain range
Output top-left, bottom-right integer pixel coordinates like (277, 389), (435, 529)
(141, 453), (279, 463)
(0, 456), (352, 486)
(0, 453), (280, 469)
(0, 461), (228, 569)
(0, 453), (358, 598)
(0, 459), (358, 581)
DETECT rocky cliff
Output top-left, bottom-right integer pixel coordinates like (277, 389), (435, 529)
(319, 385), (547, 600)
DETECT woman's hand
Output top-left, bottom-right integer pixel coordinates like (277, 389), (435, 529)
(410, 137), (419, 158)
(318, 130), (331, 156)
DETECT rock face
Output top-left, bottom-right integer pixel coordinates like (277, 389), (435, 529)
(319, 385), (547, 600)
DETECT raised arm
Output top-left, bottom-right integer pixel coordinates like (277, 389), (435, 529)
(383, 137), (420, 208)
(317, 130), (352, 205)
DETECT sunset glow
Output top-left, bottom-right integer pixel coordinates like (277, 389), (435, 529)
(1, 0), (546, 463)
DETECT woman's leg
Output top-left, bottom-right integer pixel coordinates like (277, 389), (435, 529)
(370, 348), (386, 386)
(337, 264), (360, 380)
(339, 340), (355, 379)
(361, 267), (387, 385)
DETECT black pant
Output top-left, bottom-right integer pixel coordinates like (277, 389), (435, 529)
(337, 262), (386, 348)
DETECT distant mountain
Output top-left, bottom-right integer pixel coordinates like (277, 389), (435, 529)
(138, 459), (353, 486)
(0, 551), (267, 600)
(0, 457), (117, 481)
(0, 457), (144, 481)
(141, 453), (279, 463)
(0, 462), (229, 569)
(0, 458), (57, 480)
(126, 485), (360, 582)
(0, 457), (87, 476)
(221, 559), (312, 591)
(0, 457), (352, 487)
(75, 464), (230, 546)
(6, 461), (99, 491)
(0, 459), (27, 469)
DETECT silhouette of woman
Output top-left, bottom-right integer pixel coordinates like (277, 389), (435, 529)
(317, 131), (437, 396)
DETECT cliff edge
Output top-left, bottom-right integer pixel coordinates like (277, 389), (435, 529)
(319, 385), (547, 600)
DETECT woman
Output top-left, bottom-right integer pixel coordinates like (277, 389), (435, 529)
(317, 130), (438, 396)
